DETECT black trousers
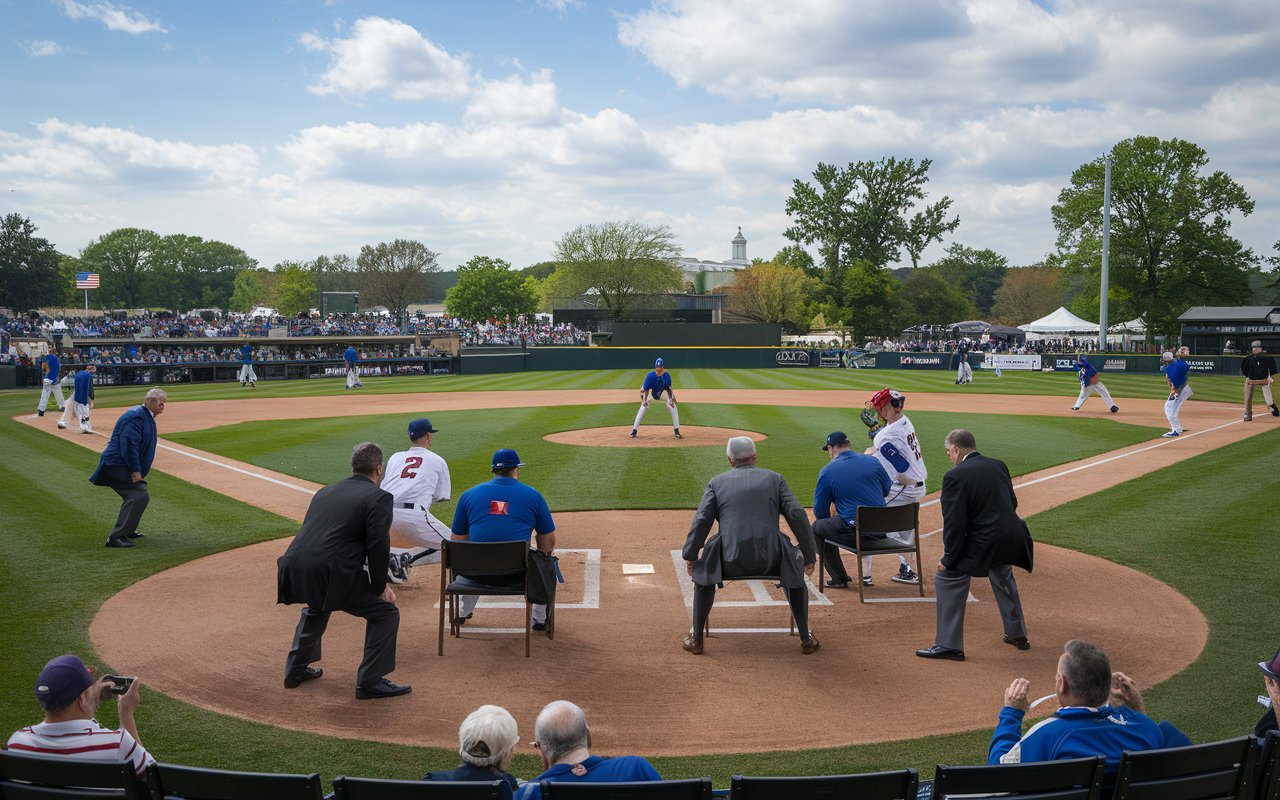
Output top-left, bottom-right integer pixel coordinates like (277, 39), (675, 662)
(99, 466), (149, 542)
(286, 597), (400, 688)
(691, 582), (809, 642)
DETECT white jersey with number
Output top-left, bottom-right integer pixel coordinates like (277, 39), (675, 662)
(381, 446), (451, 507)
(871, 415), (927, 499)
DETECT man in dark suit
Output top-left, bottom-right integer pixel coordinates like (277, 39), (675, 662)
(91, 388), (165, 548)
(681, 436), (819, 655)
(917, 429), (1033, 661)
(277, 442), (409, 700)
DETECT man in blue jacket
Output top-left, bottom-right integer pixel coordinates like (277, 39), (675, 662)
(58, 364), (96, 433)
(1161, 347), (1193, 437)
(91, 389), (166, 548)
(989, 639), (1189, 773)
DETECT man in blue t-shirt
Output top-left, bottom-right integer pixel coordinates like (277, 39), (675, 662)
(519, 700), (660, 800)
(812, 431), (892, 588)
(1161, 347), (1193, 437)
(238, 342), (257, 388)
(450, 448), (556, 629)
(630, 357), (680, 439)
(343, 345), (363, 389)
(37, 351), (65, 416)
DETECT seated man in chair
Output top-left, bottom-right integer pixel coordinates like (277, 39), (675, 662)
(681, 436), (819, 655)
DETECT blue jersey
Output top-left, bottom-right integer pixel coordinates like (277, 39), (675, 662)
(520, 755), (661, 800)
(1076, 357), (1098, 386)
(1164, 358), (1190, 389)
(451, 477), (555, 543)
(814, 451), (891, 523)
(344, 346), (358, 364)
(989, 704), (1183, 774)
(240, 344), (253, 364)
(73, 369), (94, 404)
(44, 353), (60, 382)
(641, 370), (672, 398)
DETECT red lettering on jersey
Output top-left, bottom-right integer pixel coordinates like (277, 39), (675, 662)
(400, 456), (423, 479)
(489, 500), (509, 515)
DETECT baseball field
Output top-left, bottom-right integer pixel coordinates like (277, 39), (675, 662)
(2, 366), (1277, 786)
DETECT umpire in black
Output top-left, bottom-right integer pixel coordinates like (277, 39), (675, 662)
(277, 442), (410, 700)
(1241, 340), (1278, 421)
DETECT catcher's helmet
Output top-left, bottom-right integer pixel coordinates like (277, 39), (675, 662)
(869, 388), (905, 412)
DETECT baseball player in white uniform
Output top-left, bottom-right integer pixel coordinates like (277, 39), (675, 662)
(631, 357), (681, 438)
(861, 388), (927, 585)
(379, 417), (452, 583)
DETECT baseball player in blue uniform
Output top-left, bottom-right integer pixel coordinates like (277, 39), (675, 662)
(631, 357), (681, 438)
(343, 345), (363, 389)
(58, 364), (96, 433)
(37, 352), (65, 416)
(1071, 354), (1118, 413)
(1161, 347), (1192, 437)
(238, 342), (257, 388)
(952, 339), (973, 384)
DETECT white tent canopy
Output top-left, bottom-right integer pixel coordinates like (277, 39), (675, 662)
(1110, 318), (1145, 334)
(1018, 307), (1100, 335)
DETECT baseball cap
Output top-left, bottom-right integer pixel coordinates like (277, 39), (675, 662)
(491, 448), (524, 471)
(655, 357), (664, 367)
(822, 431), (850, 451)
(1161, 351), (1174, 361)
(35, 654), (95, 711)
(1251, 340), (1263, 348)
(407, 418), (439, 438)
(1260, 646), (1280, 681)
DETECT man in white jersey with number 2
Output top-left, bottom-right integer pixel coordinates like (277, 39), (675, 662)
(380, 418), (452, 584)
(860, 388), (927, 585)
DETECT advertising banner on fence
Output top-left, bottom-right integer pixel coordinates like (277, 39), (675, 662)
(982, 354), (1042, 371)
(1051, 357), (1077, 372)
(895, 353), (948, 369)
(1100, 358), (1129, 372)
(775, 350), (811, 367)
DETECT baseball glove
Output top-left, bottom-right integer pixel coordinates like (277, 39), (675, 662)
(860, 407), (883, 439)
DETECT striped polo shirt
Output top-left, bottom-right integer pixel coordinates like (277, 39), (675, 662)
(7, 719), (154, 775)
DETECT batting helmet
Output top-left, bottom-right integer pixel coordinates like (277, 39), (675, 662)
(869, 388), (905, 413)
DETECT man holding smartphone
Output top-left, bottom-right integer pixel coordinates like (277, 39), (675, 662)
(7, 654), (154, 776)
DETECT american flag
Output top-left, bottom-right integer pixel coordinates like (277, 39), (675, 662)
(76, 272), (99, 289)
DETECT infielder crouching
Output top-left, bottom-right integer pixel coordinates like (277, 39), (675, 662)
(1161, 348), (1193, 437)
(380, 418), (452, 583)
(631, 357), (681, 439)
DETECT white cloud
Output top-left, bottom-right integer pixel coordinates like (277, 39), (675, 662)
(23, 40), (70, 57)
(465, 70), (561, 125)
(56, 0), (166, 34)
(301, 17), (472, 102)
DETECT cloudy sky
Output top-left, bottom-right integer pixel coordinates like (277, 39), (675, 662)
(3, 0), (1277, 274)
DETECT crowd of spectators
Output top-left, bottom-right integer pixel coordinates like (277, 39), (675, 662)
(873, 337), (1161, 356)
(53, 343), (443, 367)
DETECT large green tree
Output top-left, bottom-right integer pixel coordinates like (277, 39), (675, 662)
(229, 269), (266, 312)
(0, 214), (64, 311)
(355, 239), (439, 323)
(444, 256), (539, 321)
(149, 234), (255, 311)
(928, 243), (1008, 314)
(273, 262), (318, 317)
(1052, 136), (1256, 339)
(834, 260), (901, 339)
(990, 265), (1065, 325)
(78, 228), (161, 309)
(723, 262), (819, 333)
(551, 220), (683, 318)
(899, 268), (977, 325)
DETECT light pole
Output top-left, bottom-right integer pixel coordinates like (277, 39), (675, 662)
(1099, 152), (1112, 352)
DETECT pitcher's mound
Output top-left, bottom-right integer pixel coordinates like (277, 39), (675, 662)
(545, 426), (767, 448)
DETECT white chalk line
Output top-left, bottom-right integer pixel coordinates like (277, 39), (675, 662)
(155, 441), (318, 495)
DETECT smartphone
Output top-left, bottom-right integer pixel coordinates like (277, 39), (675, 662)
(102, 675), (135, 696)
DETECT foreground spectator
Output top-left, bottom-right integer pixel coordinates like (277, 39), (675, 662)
(520, 700), (659, 799)
(988, 639), (1189, 773)
(424, 705), (521, 797)
(1257, 645), (1279, 740)
(7, 654), (154, 776)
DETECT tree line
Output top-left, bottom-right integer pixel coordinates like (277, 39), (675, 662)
(3, 135), (1275, 338)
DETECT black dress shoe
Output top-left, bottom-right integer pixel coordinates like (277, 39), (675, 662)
(284, 667), (323, 689)
(355, 678), (411, 700)
(1004, 635), (1031, 650)
(531, 621), (547, 631)
(916, 644), (965, 661)
(125, 532), (145, 539)
(825, 578), (852, 589)
(105, 538), (136, 548)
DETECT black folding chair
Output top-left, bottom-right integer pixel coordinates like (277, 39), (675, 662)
(0, 749), (147, 799)
(439, 540), (532, 657)
(540, 778), (713, 799)
(332, 776), (508, 800)
(730, 768), (917, 800)
(933, 756), (1105, 800)
(1113, 736), (1257, 800)
(146, 762), (324, 800)
(816, 503), (924, 603)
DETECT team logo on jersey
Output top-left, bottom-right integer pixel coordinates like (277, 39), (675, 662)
(489, 500), (509, 515)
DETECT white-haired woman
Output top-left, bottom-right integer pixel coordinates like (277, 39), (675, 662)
(424, 705), (521, 796)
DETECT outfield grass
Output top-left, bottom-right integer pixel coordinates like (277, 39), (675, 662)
(49, 366), (1251, 409)
(0, 373), (1276, 788)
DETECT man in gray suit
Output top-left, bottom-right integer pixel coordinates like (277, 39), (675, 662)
(681, 437), (819, 655)
(917, 429), (1033, 661)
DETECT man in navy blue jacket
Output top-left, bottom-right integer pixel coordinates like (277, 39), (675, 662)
(91, 389), (165, 548)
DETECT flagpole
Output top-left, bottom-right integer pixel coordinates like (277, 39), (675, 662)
(85, 289), (89, 318)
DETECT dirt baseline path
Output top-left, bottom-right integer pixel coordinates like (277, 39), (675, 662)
(21, 389), (1273, 755)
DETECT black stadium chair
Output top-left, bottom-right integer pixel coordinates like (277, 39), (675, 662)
(439, 540), (534, 658)
(816, 503), (924, 603)
(932, 756), (1105, 800)
(730, 768), (918, 800)
(1112, 736), (1257, 800)
(539, 778), (713, 799)
(332, 776), (509, 800)
(146, 762), (324, 800)
(1257, 731), (1280, 800)
(0, 749), (147, 799)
